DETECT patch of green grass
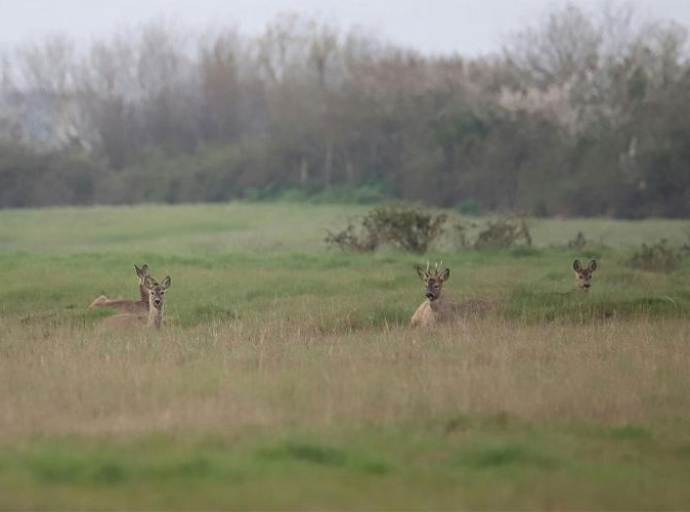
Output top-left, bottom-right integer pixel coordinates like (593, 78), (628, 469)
(259, 441), (348, 466)
(510, 245), (542, 258)
(1, 204), (689, 255)
(2, 422), (690, 509)
(605, 424), (652, 441)
(504, 288), (690, 322)
(455, 441), (557, 469)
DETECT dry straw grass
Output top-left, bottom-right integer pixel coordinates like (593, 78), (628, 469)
(2, 315), (689, 442)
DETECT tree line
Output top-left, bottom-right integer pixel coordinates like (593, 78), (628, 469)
(1, 4), (689, 217)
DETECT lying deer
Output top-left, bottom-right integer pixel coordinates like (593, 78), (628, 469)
(573, 259), (597, 291)
(89, 264), (152, 313)
(410, 262), (496, 328)
(99, 276), (171, 329)
(410, 262), (455, 328)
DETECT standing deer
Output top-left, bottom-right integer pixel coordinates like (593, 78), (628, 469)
(89, 264), (152, 313)
(99, 276), (171, 329)
(410, 262), (455, 327)
(573, 259), (597, 291)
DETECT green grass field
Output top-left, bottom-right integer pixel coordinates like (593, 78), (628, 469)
(2, 202), (690, 510)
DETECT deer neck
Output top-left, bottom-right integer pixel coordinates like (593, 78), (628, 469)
(147, 303), (163, 328)
(139, 284), (149, 304)
(428, 293), (445, 310)
(429, 294), (452, 313)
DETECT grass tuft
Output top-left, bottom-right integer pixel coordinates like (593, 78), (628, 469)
(456, 442), (557, 470)
(260, 441), (348, 467)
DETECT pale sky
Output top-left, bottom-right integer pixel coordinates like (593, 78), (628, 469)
(0, 0), (689, 56)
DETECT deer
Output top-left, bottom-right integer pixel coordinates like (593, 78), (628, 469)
(573, 259), (597, 291)
(89, 264), (152, 313)
(410, 261), (497, 328)
(99, 276), (171, 329)
(410, 262), (455, 328)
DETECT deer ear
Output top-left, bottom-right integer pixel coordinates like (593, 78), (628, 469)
(439, 268), (450, 282)
(588, 259), (597, 272)
(161, 276), (171, 289)
(573, 259), (582, 272)
(416, 266), (429, 281)
(144, 276), (155, 290)
(135, 264), (149, 278)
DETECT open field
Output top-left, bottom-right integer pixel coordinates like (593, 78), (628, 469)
(1, 203), (690, 509)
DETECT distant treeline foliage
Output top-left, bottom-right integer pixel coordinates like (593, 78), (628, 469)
(1, 5), (690, 216)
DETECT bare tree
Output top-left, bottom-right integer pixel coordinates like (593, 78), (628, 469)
(503, 3), (601, 86)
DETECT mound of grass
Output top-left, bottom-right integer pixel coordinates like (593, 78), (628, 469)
(504, 290), (688, 322)
(259, 441), (347, 466)
(456, 441), (557, 470)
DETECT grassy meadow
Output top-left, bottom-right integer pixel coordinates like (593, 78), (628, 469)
(1, 202), (690, 510)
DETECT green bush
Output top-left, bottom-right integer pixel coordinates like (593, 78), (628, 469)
(474, 217), (532, 250)
(324, 220), (378, 252)
(326, 206), (447, 253)
(624, 239), (689, 273)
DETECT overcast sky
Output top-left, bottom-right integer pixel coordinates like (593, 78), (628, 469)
(1, 0), (689, 56)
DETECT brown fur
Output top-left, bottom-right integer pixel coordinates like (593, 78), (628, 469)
(89, 264), (152, 312)
(99, 276), (171, 330)
(410, 297), (456, 327)
(410, 263), (455, 327)
(410, 263), (499, 327)
(454, 298), (497, 317)
(573, 259), (597, 292)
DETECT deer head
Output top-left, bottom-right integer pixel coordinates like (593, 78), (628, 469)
(144, 275), (170, 311)
(416, 261), (450, 302)
(135, 264), (153, 302)
(573, 259), (597, 291)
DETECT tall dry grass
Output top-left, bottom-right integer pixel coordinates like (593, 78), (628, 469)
(2, 315), (689, 443)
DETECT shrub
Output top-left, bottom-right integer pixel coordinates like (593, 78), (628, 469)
(624, 239), (689, 273)
(451, 221), (472, 249)
(567, 231), (587, 250)
(326, 206), (447, 253)
(324, 220), (378, 252)
(474, 217), (532, 250)
(366, 207), (447, 252)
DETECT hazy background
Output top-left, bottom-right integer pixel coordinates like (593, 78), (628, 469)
(1, 0), (690, 217)
(2, 0), (690, 55)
